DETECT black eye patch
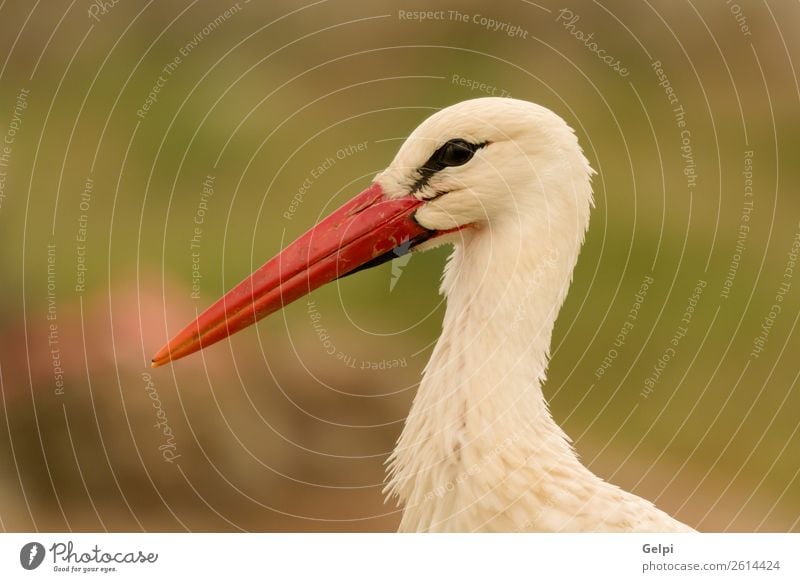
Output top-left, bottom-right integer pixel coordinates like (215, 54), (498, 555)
(410, 139), (488, 195)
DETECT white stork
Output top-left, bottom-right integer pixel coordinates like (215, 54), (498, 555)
(153, 98), (694, 532)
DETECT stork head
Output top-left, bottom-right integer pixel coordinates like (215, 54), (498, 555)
(152, 97), (593, 367)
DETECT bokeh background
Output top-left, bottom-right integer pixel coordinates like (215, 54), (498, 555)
(0, 0), (798, 532)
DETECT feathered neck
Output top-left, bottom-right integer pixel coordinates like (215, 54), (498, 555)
(385, 170), (589, 525)
(385, 173), (692, 533)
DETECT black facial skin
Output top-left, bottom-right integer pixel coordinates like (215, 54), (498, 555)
(410, 139), (488, 195)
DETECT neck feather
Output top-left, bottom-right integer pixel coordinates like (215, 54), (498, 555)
(386, 186), (590, 525)
(385, 178), (692, 532)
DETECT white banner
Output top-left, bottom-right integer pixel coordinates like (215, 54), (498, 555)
(0, 533), (797, 581)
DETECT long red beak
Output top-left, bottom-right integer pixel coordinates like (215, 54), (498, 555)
(152, 183), (433, 368)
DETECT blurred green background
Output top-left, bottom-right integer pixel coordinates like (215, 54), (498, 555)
(0, 0), (798, 531)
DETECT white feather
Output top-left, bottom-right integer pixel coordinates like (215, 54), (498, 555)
(375, 98), (693, 532)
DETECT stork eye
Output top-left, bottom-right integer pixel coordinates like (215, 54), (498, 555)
(410, 138), (487, 194)
(437, 139), (476, 167)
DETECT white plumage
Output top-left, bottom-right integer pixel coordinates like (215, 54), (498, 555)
(377, 98), (693, 532)
(154, 97), (694, 533)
